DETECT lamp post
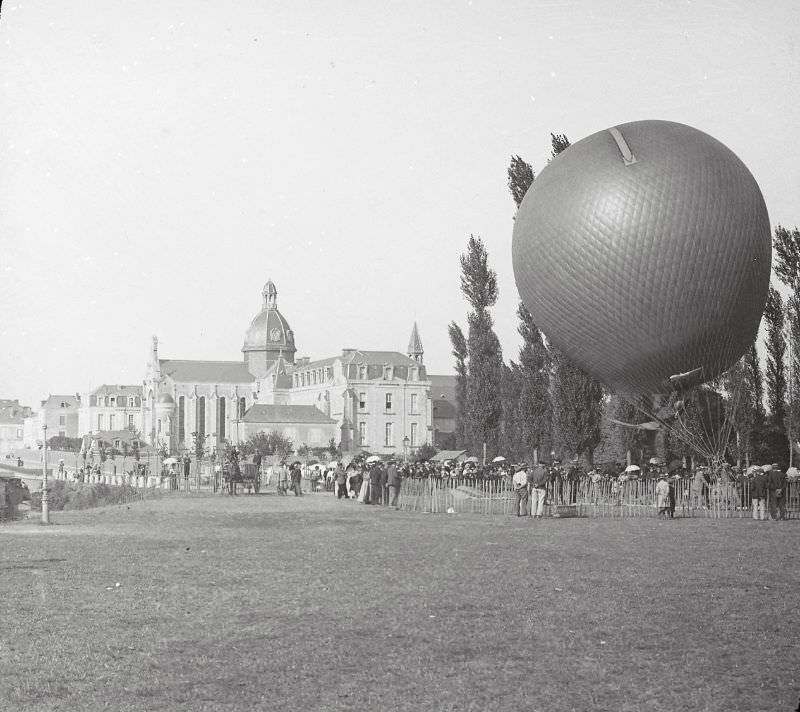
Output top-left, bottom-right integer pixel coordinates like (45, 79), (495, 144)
(402, 435), (410, 463)
(41, 424), (50, 525)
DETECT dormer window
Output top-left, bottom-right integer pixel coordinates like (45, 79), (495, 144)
(110, 397), (116, 407)
(383, 366), (393, 380)
(359, 365), (367, 380)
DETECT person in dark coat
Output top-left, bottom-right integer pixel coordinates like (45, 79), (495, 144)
(290, 463), (303, 496)
(370, 463), (383, 505)
(386, 461), (401, 509)
(751, 467), (769, 521)
(334, 464), (347, 499)
(766, 464), (787, 521)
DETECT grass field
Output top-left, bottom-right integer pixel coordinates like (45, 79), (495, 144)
(1, 493), (798, 712)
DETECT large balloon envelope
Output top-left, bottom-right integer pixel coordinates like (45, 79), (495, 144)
(512, 120), (771, 395)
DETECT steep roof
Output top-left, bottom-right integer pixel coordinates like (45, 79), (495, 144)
(159, 359), (254, 384)
(41, 395), (80, 409)
(341, 350), (420, 367)
(242, 404), (336, 425)
(90, 384), (141, 396)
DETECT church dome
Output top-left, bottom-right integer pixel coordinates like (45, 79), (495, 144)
(242, 279), (296, 363)
(157, 392), (175, 404)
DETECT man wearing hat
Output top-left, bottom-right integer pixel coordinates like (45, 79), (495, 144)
(751, 466), (768, 521)
(767, 464), (787, 521)
(513, 464), (530, 516)
(529, 462), (549, 518)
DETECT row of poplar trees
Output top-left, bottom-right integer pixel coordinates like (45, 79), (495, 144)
(449, 134), (800, 469)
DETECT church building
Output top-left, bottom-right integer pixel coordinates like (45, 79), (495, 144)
(143, 280), (432, 458)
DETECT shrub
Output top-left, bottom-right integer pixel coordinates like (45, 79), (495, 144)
(30, 481), (147, 511)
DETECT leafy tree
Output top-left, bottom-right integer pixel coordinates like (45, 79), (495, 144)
(327, 438), (341, 459)
(191, 430), (210, 462)
(722, 355), (759, 467)
(413, 443), (438, 462)
(745, 343), (766, 423)
(459, 236), (505, 458)
(764, 286), (787, 427)
(507, 155), (534, 208)
(448, 321), (468, 448)
(514, 303), (552, 463)
(47, 435), (83, 452)
(551, 347), (605, 465)
(297, 443), (311, 463)
(607, 395), (651, 465)
(240, 431), (294, 462)
(772, 225), (800, 293)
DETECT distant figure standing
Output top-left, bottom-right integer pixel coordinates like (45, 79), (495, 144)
(370, 463), (383, 505)
(751, 467), (768, 521)
(655, 474), (670, 519)
(290, 463), (303, 496)
(767, 464), (787, 521)
(335, 464), (347, 500)
(386, 461), (401, 509)
(529, 463), (549, 519)
(513, 464), (529, 516)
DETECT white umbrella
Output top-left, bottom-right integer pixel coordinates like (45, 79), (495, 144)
(624, 464), (641, 472)
(786, 466), (799, 478)
(648, 457), (663, 465)
(465, 456), (480, 463)
(327, 461), (339, 469)
(491, 456), (506, 463)
(365, 455), (382, 464)
(163, 457), (178, 465)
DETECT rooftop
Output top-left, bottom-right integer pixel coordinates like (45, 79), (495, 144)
(159, 359), (255, 384)
(242, 404), (336, 425)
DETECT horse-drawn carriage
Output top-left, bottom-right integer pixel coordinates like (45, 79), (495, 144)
(214, 449), (261, 495)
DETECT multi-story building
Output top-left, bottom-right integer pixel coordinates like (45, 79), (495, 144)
(0, 400), (28, 454)
(78, 385), (143, 437)
(142, 279), (435, 457)
(37, 394), (81, 441)
(259, 347), (431, 457)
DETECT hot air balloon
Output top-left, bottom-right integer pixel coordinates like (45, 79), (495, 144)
(512, 120), (771, 397)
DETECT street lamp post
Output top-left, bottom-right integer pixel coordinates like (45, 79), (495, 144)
(402, 435), (410, 463)
(41, 424), (50, 525)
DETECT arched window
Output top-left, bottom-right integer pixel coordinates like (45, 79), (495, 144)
(218, 397), (226, 441)
(238, 397), (246, 419)
(178, 396), (185, 443)
(197, 397), (206, 439)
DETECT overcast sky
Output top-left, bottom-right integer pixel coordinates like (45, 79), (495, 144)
(1, 0), (798, 408)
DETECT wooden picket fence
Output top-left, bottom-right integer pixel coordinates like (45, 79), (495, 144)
(398, 476), (800, 519)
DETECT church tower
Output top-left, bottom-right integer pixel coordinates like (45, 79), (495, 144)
(242, 279), (297, 378)
(407, 321), (424, 364)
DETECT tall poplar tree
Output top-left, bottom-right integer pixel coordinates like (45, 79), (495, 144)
(459, 235), (504, 457)
(448, 321), (468, 449)
(764, 286), (786, 427)
(507, 154), (552, 463)
(773, 225), (800, 459)
(514, 303), (552, 463)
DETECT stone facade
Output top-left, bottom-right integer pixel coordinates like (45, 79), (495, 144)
(79, 384), (143, 437)
(141, 279), (435, 456)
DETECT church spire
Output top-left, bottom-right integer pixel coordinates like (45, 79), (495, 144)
(407, 322), (423, 363)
